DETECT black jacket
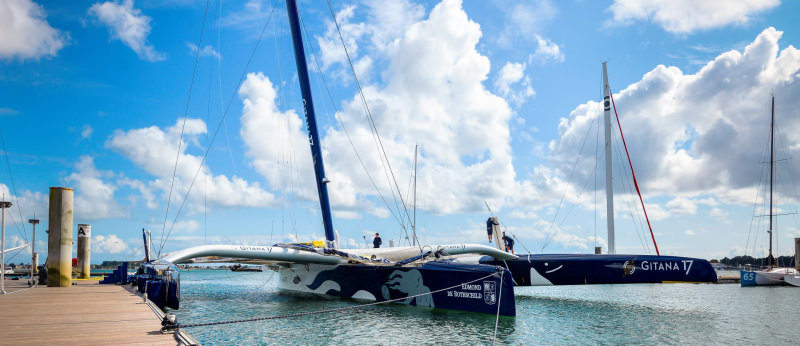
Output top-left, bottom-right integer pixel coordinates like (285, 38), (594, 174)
(373, 236), (382, 248)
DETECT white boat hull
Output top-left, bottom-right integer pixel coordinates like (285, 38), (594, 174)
(741, 268), (799, 286)
(784, 274), (800, 287)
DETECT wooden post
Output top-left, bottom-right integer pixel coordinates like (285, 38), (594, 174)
(47, 187), (73, 287)
(595, 246), (602, 255)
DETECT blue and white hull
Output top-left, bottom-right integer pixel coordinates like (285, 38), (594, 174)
(740, 267), (799, 286)
(479, 254), (717, 285)
(277, 261), (516, 316)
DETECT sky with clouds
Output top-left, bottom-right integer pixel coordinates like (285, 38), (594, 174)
(2, 0), (800, 263)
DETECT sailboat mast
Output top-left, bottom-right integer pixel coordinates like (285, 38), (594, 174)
(286, 0), (336, 247)
(602, 62), (615, 254)
(768, 95), (775, 266)
(412, 144), (418, 247)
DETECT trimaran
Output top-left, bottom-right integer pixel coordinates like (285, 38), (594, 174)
(131, 0), (517, 317)
(476, 63), (717, 285)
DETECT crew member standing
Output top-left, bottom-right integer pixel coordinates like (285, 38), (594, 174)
(502, 233), (515, 254)
(373, 233), (382, 248)
(486, 217), (499, 242)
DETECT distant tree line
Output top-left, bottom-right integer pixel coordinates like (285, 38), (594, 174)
(719, 255), (796, 268)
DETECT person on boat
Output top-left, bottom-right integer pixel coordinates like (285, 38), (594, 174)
(486, 217), (499, 242)
(502, 233), (515, 254)
(373, 233), (382, 248)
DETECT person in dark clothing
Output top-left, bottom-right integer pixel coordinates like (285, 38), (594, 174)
(373, 233), (382, 248)
(502, 233), (515, 254)
(486, 217), (499, 242)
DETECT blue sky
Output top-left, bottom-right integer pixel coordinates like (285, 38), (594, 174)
(2, 0), (800, 264)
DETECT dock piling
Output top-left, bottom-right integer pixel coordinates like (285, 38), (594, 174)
(77, 224), (91, 279)
(47, 187), (73, 287)
(1, 198), (12, 294)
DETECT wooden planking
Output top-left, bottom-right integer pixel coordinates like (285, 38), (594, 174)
(0, 283), (182, 345)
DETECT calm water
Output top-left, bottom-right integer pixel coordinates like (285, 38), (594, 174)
(171, 269), (798, 345)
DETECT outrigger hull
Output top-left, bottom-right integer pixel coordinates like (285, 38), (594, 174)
(479, 254), (717, 286)
(276, 261), (516, 316)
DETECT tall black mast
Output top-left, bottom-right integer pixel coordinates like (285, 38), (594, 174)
(768, 95), (776, 267)
(286, 0), (336, 247)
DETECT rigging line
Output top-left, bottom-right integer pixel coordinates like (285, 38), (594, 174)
(608, 124), (646, 253)
(611, 129), (649, 253)
(491, 270), (504, 346)
(594, 108), (599, 250)
(550, 147), (600, 246)
(159, 0), (212, 257)
(214, 0), (238, 178)
(609, 91), (659, 255)
(271, 10), (298, 240)
(541, 113), (596, 251)
(611, 116), (650, 253)
(301, 11), (412, 238)
(745, 125), (772, 257)
(324, 0), (415, 236)
(0, 130), (27, 242)
(158, 0), (279, 255)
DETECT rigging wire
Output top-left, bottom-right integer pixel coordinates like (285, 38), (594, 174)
(299, 3), (416, 245)
(269, 7), (299, 242)
(159, 0), (212, 257)
(610, 128), (650, 253)
(609, 91), (659, 255)
(158, 0), (280, 256)
(744, 117), (773, 257)
(541, 112), (596, 251)
(594, 107), (599, 250)
(0, 130), (28, 243)
(323, 0), (417, 246)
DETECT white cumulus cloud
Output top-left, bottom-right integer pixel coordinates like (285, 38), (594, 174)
(608, 0), (780, 34)
(0, 0), (68, 60)
(88, 0), (165, 62)
(187, 42), (221, 60)
(66, 155), (126, 221)
(93, 234), (128, 254)
(543, 27), (800, 215)
(287, 0), (515, 215)
(107, 118), (277, 211)
(494, 61), (535, 106)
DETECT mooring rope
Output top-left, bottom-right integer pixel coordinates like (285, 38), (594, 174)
(167, 270), (500, 330)
(491, 270), (504, 346)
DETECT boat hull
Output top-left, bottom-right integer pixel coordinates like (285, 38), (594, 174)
(741, 268), (799, 286)
(276, 261), (516, 316)
(479, 254), (717, 286)
(785, 274), (800, 287)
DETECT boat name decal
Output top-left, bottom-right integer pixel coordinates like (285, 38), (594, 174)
(445, 281), (497, 305)
(638, 260), (694, 275)
(442, 244), (466, 249)
(239, 246), (270, 252)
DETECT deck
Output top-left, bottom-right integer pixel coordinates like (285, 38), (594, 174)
(0, 279), (195, 345)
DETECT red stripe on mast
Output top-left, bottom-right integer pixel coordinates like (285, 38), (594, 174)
(609, 92), (660, 256)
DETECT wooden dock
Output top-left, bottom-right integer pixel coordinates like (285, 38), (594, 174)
(0, 279), (195, 345)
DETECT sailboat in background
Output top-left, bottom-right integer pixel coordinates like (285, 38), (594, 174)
(476, 62), (717, 285)
(127, 0), (517, 316)
(740, 95), (799, 286)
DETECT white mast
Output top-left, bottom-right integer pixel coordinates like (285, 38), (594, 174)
(602, 62), (615, 254)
